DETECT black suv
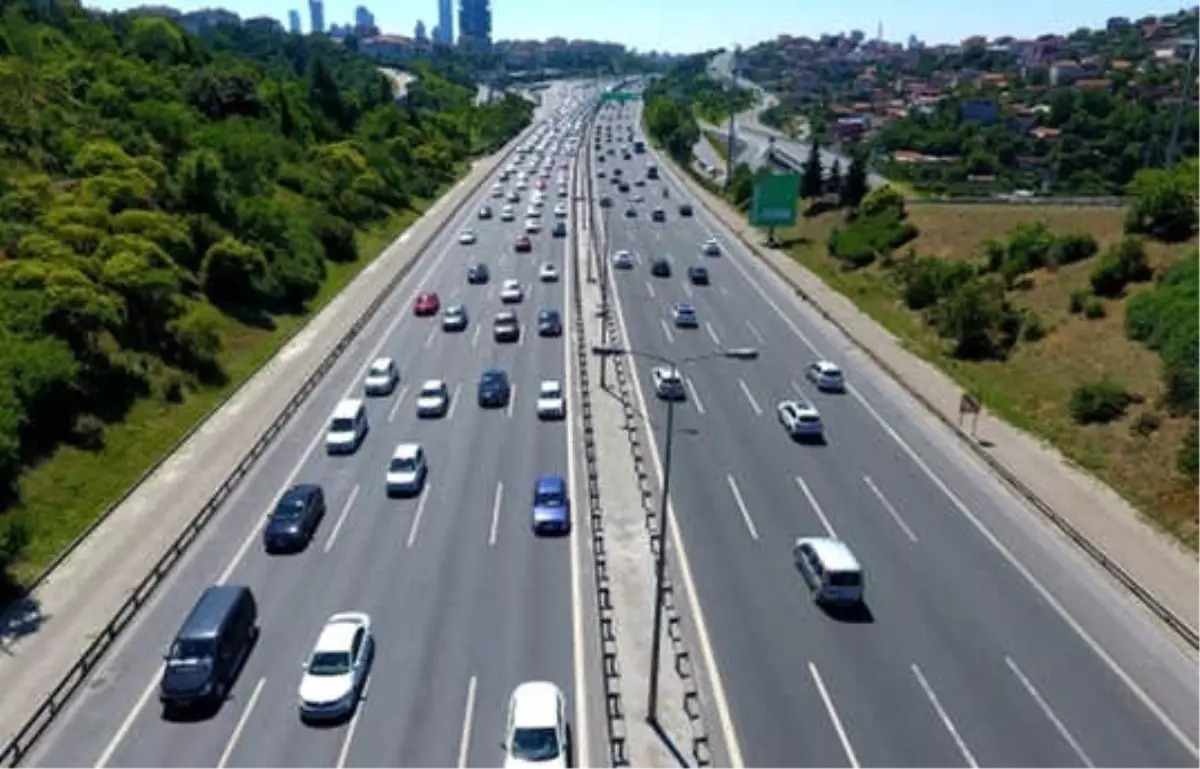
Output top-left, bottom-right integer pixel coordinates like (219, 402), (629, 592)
(651, 208), (666, 222)
(467, 263), (489, 284)
(688, 265), (710, 285)
(478, 368), (511, 407)
(650, 258), (671, 277)
(679, 203), (694, 217)
(263, 484), (326, 553)
(538, 308), (562, 337)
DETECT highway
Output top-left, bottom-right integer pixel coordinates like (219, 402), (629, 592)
(592, 101), (1199, 767)
(24, 84), (598, 769)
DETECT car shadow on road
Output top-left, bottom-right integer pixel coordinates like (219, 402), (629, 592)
(818, 601), (875, 624)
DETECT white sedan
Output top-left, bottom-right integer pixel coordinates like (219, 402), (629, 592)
(298, 613), (373, 722)
(701, 237), (721, 256)
(416, 380), (450, 418)
(524, 218), (541, 234)
(526, 205), (542, 219)
(502, 681), (568, 768)
(611, 250), (634, 269)
(500, 205), (516, 221)
(536, 380), (566, 420)
(458, 229), (477, 245)
(553, 203), (568, 218)
(500, 279), (524, 303)
(363, 357), (398, 396)
(777, 399), (824, 441)
(538, 263), (560, 282)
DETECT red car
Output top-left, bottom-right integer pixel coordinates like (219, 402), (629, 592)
(535, 178), (547, 190)
(514, 235), (533, 252)
(413, 291), (440, 316)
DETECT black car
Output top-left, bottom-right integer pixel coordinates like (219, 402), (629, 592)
(467, 263), (489, 284)
(478, 368), (511, 407)
(600, 196), (613, 208)
(618, 183), (631, 193)
(679, 203), (694, 217)
(598, 154), (606, 163)
(478, 205), (493, 220)
(552, 221), (567, 238)
(613, 168), (623, 177)
(263, 484), (326, 553)
(625, 207), (637, 219)
(538, 308), (562, 337)
(651, 208), (666, 222)
(634, 179), (646, 187)
(623, 152), (632, 160)
(688, 265), (710, 285)
(650, 258), (671, 277)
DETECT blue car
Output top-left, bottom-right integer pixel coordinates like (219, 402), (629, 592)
(531, 475), (571, 535)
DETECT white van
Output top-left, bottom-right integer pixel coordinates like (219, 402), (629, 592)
(325, 399), (368, 454)
(793, 537), (864, 605)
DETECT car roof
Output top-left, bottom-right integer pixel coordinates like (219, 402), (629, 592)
(369, 357), (393, 369)
(675, 302), (695, 311)
(483, 367), (507, 377)
(420, 379), (445, 390)
(539, 379), (562, 392)
(496, 310), (517, 320)
(511, 681), (562, 728)
(333, 399), (363, 419)
(314, 615), (362, 653)
(814, 360), (841, 372)
(280, 484), (321, 504)
(179, 585), (253, 641)
(797, 537), (862, 573)
(392, 442), (422, 460)
(782, 398), (819, 414)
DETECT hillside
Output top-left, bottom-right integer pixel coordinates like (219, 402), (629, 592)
(0, 0), (532, 595)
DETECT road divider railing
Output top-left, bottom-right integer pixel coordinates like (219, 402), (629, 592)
(0, 118), (543, 768)
(588, 119), (714, 767)
(574, 125), (631, 768)
(656, 142), (1200, 652)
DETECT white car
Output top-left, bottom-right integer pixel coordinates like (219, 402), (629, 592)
(805, 360), (845, 392)
(502, 681), (569, 768)
(500, 205), (516, 221)
(777, 399), (824, 441)
(516, 179), (529, 190)
(298, 613), (373, 722)
(363, 357), (398, 396)
(557, 185), (569, 198)
(386, 442), (428, 495)
(701, 237), (721, 256)
(525, 218), (541, 234)
(611, 250), (633, 269)
(539, 263), (559, 282)
(536, 380), (566, 420)
(491, 184), (504, 198)
(459, 229), (477, 245)
(553, 202), (568, 218)
(500, 279), (524, 303)
(416, 380), (450, 418)
(507, 191), (521, 203)
(526, 205), (542, 219)
(651, 366), (686, 400)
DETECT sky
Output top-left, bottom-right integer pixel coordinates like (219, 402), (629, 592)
(92, 0), (1196, 53)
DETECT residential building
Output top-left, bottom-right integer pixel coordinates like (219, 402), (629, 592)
(287, 9), (300, 33)
(457, 0), (491, 47)
(435, 0), (453, 44)
(414, 19), (427, 41)
(308, 0), (324, 33)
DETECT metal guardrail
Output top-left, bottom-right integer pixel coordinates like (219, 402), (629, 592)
(575, 128), (630, 768)
(0, 121), (542, 768)
(658, 150), (1200, 652)
(588, 125), (714, 767)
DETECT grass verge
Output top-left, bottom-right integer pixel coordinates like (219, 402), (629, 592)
(2, 170), (467, 590)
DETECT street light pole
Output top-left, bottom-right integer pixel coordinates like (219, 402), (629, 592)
(645, 391), (675, 723)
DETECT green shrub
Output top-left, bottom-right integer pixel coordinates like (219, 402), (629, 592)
(1022, 312), (1046, 341)
(1068, 289), (1088, 314)
(1083, 298), (1106, 319)
(1178, 423), (1199, 480)
(1070, 380), (1134, 424)
(898, 256), (975, 310)
(1125, 254), (1198, 416)
(1090, 237), (1151, 297)
(1051, 233), (1099, 266)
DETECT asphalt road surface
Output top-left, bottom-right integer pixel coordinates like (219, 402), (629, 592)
(25, 90), (596, 769)
(591, 103), (1199, 767)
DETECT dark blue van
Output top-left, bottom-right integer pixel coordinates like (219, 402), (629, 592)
(160, 585), (257, 715)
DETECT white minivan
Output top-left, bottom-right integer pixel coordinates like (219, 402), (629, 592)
(793, 537), (864, 605)
(326, 399), (368, 454)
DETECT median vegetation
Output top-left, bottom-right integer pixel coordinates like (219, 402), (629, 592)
(642, 54), (754, 164)
(0, 0), (532, 597)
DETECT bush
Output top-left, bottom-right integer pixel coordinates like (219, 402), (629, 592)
(1125, 254), (1199, 416)
(1090, 237), (1151, 297)
(1178, 423), (1199, 480)
(932, 276), (1019, 359)
(1051, 233), (1099, 266)
(1083, 298), (1106, 319)
(898, 255), (975, 310)
(827, 226), (876, 268)
(1068, 290), (1088, 314)
(1022, 312), (1046, 341)
(1070, 380), (1134, 424)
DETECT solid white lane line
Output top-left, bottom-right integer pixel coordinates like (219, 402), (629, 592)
(423, 325), (438, 349)
(507, 384), (517, 418)
(324, 484), (360, 554)
(726, 475), (759, 541)
(737, 377), (762, 416)
(705, 321), (722, 347)
(794, 476), (837, 539)
(216, 677), (265, 769)
(746, 319), (766, 345)
(406, 485), (432, 549)
(457, 675), (478, 769)
(93, 665), (162, 768)
(471, 323), (481, 348)
(336, 680), (368, 769)
(518, 325), (526, 347)
(912, 664), (978, 768)
(646, 280), (656, 298)
(447, 383), (462, 420)
(488, 482), (504, 547)
(685, 378), (706, 415)
(387, 384), (411, 424)
(808, 662), (860, 768)
(862, 476), (918, 543)
(1005, 657), (1094, 767)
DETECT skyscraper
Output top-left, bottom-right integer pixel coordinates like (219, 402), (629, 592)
(457, 0), (490, 46)
(308, 0), (324, 33)
(435, 0), (452, 43)
(414, 19), (427, 41)
(287, 8), (300, 33)
(353, 5), (375, 33)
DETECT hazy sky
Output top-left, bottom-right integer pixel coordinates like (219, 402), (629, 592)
(91, 0), (1194, 53)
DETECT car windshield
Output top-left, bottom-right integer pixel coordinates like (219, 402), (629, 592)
(390, 456), (417, 472)
(828, 571), (862, 587)
(535, 489), (565, 507)
(273, 497), (306, 521)
(330, 417), (356, 432)
(420, 385), (443, 398)
(307, 650), (352, 676)
(369, 363), (390, 376)
(510, 727), (560, 762)
(169, 638), (214, 662)
(541, 385), (561, 397)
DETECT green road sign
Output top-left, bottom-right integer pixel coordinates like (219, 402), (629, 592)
(750, 173), (799, 228)
(600, 91), (639, 103)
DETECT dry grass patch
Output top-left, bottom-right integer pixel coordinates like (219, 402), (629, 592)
(778, 204), (1198, 547)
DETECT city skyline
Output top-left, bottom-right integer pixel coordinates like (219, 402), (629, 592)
(89, 0), (1194, 51)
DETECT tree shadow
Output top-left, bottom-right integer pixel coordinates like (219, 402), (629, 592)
(214, 302), (277, 332)
(0, 594), (49, 653)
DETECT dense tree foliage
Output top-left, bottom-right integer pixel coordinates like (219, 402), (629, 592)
(0, 0), (531, 508)
(642, 56), (753, 163)
(1124, 158), (1199, 242)
(1125, 253), (1199, 418)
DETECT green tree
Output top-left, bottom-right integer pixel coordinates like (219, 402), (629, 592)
(1124, 159), (1199, 242)
(801, 141), (823, 199)
(840, 152), (868, 208)
(201, 237), (268, 306)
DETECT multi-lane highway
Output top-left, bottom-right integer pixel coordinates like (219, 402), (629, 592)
(25, 85), (599, 769)
(591, 100), (1199, 767)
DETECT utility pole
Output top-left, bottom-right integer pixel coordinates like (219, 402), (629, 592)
(1165, 41), (1197, 167)
(725, 46), (737, 189)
